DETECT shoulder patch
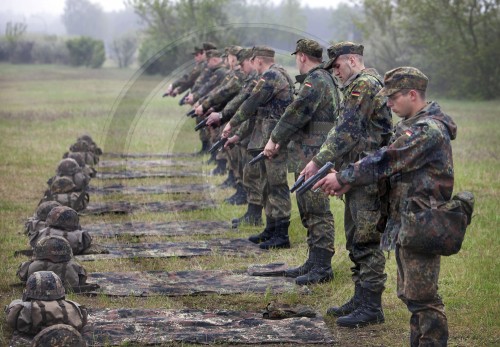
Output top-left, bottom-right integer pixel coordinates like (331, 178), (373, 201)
(351, 91), (360, 97)
(304, 82), (312, 88)
(404, 129), (413, 137)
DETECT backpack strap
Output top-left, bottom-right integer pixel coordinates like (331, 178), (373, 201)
(36, 300), (47, 324)
(57, 300), (69, 324)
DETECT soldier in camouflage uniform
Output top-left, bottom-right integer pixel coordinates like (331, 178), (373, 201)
(263, 39), (340, 285)
(223, 46), (294, 249)
(315, 67), (455, 346)
(302, 42), (392, 327)
(207, 48), (264, 225)
(195, 46), (245, 177)
(164, 45), (206, 97)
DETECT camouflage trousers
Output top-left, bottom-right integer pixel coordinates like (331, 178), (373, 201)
(344, 185), (386, 293)
(230, 145), (249, 185)
(197, 115), (210, 143)
(396, 245), (448, 347)
(294, 172), (335, 253)
(257, 150), (291, 219)
(244, 151), (264, 206)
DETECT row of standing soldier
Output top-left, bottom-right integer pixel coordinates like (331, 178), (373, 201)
(165, 39), (474, 347)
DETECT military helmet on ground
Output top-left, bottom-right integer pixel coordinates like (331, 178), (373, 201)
(56, 158), (81, 176)
(64, 152), (86, 168)
(22, 271), (65, 301)
(36, 201), (62, 221)
(70, 140), (90, 153)
(31, 324), (86, 347)
(77, 135), (94, 145)
(50, 176), (77, 194)
(34, 236), (73, 263)
(45, 206), (80, 231)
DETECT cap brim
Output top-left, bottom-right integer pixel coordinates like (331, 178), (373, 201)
(324, 56), (337, 69)
(291, 50), (298, 56)
(377, 87), (400, 97)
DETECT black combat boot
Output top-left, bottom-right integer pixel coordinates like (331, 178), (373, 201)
(259, 218), (291, 249)
(336, 289), (385, 328)
(284, 249), (313, 278)
(248, 217), (275, 244)
(219, 170), (236, 189)
(198, 140), (209, 155)
(211, 159), (227, 175)
(224, 183), (247, 205)
(232, 203), (263, 228)
(327, 283), (362, 317)
(295, 248), (334, 285)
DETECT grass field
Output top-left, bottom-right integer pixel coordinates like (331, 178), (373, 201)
(0, 63), (498, 346)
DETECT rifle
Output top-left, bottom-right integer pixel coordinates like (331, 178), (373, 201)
(295, 162), (335, 195)
(248, 152), (266, 165)
(178, 91), (189, 105)
(194, 118), (208, 131)
(208, 138), (228, 154)
(290, 175), (305, 193)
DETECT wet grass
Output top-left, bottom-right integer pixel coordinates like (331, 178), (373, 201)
(0, 63), (499, 346)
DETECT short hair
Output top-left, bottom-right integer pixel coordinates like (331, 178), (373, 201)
(255, 56), (274, 65)
(300, 52), (322, 64)
(397, 88), (426, 99)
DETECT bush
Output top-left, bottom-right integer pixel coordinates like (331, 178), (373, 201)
(31, 35), (70, 65)
(66, 36), (106, 68)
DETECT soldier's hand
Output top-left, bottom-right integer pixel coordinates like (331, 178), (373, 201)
(263, 138), (280, 158)
(301, 161), (320, 180)
(207, 113), (221, 127)
(185, 94), (194, 105)
(222, 123), (232, 138)
(195, 105), (204, 116)
(163, 84), (173, 97)
(172, 87), (180, 97)
(225, 135), (239, 148)
(313, 172), (351, 196)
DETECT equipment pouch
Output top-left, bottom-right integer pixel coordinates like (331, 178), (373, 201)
(399, 191), (474, 256)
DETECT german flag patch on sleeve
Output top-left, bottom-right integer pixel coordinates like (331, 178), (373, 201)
(304, 82), (312, 88)
(351, 91), (361, 97)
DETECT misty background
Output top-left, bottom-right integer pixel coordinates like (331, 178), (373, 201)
(1, 0), (499, 99)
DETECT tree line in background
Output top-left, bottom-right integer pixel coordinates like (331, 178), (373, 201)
(0, 0), (498, 99)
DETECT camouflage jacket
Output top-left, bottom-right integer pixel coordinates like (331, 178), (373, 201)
(192, 63), (228, 103)
(229, 64), (294, 150)
(313, 68), (392, 170)
(17, 259), (87, 288)
(201, 68), (245, 111)
(172, 61), (204, 94)
(221, 71), (259, 124)
(338, 101), (457, 250)
(190, 61), (210, 95)
(271, 65), (340, 171)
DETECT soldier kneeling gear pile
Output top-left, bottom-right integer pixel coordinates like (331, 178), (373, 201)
(25, 201), (62, 237)
(31, 324), (87, 347)
(18, 236), (88, 289)
(29, 206), (92, 255)
(63, 151), (96, 178)
(5, 271), (88, 335)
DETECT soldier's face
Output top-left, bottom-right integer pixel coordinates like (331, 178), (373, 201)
(194, 53), (203, 63)
(241, 59), (254, 74)
(295, 53), (306, 74)
(332, 56), (353, 83)
(387, 91), (412, 118)
(227, 54), (238, 69)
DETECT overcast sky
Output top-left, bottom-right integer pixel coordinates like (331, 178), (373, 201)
(1, 0), (348, 16)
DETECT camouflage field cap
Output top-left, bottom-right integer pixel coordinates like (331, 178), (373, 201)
(23, 271), (66, 301)
(191, 46), (203, 55)
(226, 45), (243, 57)
(237, 48), (253, 63)
(378, 66), (429, 96)
(32, 324), (87, 347)
(202, 42), (217, 51)
(291, 39), (323, 59)
(251, 46), (275, 59)
(36, 201), (62, 221)
(324, 41), (364, 69)
(205, 49), (223, 59)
